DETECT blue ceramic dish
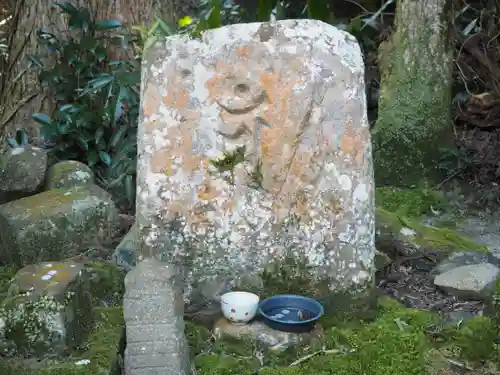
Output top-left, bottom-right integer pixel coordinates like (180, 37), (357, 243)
(258, 294), (324, 333)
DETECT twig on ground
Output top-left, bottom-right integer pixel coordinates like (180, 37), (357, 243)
(288, 348), (351, 367)
(445, 358), (474, 371)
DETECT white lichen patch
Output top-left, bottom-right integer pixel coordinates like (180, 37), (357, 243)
(71, 170), (91, 180)
(400, 227), (417, 237)
(75, 359), (91, 366)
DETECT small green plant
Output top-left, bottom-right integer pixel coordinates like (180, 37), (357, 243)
(30, 2), (139, 210)
(209, 145), (247, 185)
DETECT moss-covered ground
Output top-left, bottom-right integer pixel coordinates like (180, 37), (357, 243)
(188, 296), (500, 375)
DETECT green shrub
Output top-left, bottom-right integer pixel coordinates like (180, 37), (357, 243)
(30, 2), (139, 210)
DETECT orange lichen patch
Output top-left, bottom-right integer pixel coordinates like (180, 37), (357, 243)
(259, 71), (302, 111)
(154, 117), (203, 175)
(162, 200), (186, 220)
(257, 73), (303, 164)
(236, 45), (250, 58)
(259, 72), (278, 104)
(200, 159), (210, 170)
(197, 179), (220, 201)
(163, 83), (190, 110)
(219, 110), (255, 131)
(185, 154), (206, 175)
(150, 149), (172, 174)
(289, 149), (313, 181)
(142, 84), (162, 117)
(205, 61), (233, 100)
(260, 126), (283, 159)
(205, 73), (226, 101)
(221, 196), (238, 214)
(340, 122), (365, 166)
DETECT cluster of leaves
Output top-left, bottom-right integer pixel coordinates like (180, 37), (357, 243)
(30, 2), (139, 210)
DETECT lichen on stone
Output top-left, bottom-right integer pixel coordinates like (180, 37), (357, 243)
(0, 292), (69, 357)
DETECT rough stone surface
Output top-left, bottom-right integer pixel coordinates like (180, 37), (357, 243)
(45, 160), (95, 190)
(124, 258), (191, 375)
(0, 261), (92, 357)
(433, 263), (500, 300)
(431, 251), (500, 277)
(112, 222), (138, 272)
(0, 184), (121, 266)
(0, 145), (47, 204)
(213, 317), (323, 351)
(136, 20), (374, 307)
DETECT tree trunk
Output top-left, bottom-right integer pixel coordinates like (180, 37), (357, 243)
(372, 0), (454, 186)
(0, 0), (198, 150)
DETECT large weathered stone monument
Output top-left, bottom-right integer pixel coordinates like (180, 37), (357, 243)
(136, 19), (374, 311)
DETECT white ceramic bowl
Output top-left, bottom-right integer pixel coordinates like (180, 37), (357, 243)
(220, 291), (260, 325)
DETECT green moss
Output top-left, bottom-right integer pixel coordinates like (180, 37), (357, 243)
(195, 354), (256, 375)
(189, 294), (500, 374)
(375, 187), (447, 217)
(85, 262), (125, 307)
(209, 145), (247, 185)
(45, 161), (94, 190)
(0, 307), (124, 375)
(4, 187), (91, 214)
(451, 316), (497, 361)
(376, 207), (487, 253)
(190, 297), (440, 375)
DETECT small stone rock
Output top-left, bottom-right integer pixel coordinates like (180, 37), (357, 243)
(431, 251), (499, 277)
(0, 145), (47, 204)
(0, 260), (93, 358)
(213, 317), (323, 352)
(45, 160), (94, 190)
(112, 223), (138, 272)
(0, 184), (121, 266)
(433, 263), (500, 300)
